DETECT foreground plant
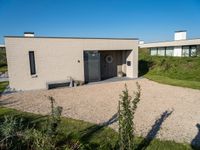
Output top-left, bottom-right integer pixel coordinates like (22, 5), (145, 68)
(0, 116), (24, 149)
(47, 96), (63, 136)
(118, 82), (141, 150)
(0, 96), (63, 150)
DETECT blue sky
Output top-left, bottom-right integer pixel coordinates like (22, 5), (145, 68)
(0, 0), (200, 43)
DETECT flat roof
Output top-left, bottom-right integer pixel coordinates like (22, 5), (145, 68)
(139, 38), (200, 48)
(0, 44), (5, 48)
(4, 36), (138, 40)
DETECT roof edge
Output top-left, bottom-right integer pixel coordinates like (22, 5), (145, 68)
(4, 36), (138, 40)
(140, 38), (200, 45)
(0, 44), (5, 47)
(175, 30), (187, 33)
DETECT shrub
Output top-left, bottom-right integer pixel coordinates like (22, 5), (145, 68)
(23, 129), (54, 150)
(0, 96), (63, 150)
(47, 96), (63, 137)
(0, 116), (24, 149)
(118, 82), (141, 150)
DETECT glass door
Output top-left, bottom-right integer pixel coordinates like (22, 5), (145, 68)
(84, 51), (101, 83)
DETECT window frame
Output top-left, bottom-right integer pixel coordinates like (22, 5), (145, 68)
(29, 51), (36, 75)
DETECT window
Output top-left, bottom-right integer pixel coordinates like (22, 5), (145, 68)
(157, 47), (165, 56)
(182, 46), (190, 57)
(29, 51), (36, 75)
(150, 48), (157, 56)
(190, 46), (197, 57)
(166, 47), (174, 56)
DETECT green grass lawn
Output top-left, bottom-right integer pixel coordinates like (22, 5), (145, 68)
(0, 81), (8, 93)
(145, 75), (200, 90)
(0, 65), (7, 73)
(139, 48), (200, 90)
(0, 107), (196, 150)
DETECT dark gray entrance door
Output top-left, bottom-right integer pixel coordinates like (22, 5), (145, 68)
(100, 51), (121, 80)
(84, 51), (101, 83)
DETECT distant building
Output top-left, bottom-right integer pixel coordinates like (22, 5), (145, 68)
(0, 44), (5, 51)
(139, 31), (200, 57)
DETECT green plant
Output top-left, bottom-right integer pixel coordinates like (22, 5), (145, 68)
(63, 139), (86, 150)
(0, 96), (63, 150)
(0, 115), (24, 149)
(118, 82), (141, 150)
(24, 129), (54, 150)
(47, 96), (63, 137)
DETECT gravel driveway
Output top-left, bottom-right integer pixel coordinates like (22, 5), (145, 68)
(1, 78), (200, 145)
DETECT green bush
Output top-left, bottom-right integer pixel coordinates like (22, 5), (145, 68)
(47, 96), (63, 137)
(0, 96), (64, 150)
(118, 82), (141, 150)
(23, 129), (54, 150)
(0, 116), (24, 149)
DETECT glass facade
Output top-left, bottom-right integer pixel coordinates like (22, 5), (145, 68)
(150, 48), (157, 56)
(197, 45), (200, 56)
(182, 46), (198, 57)
(182, 46), (190, 57)
(157, 47), (165, 56)
(190, 46), (197, 56)
(150, 45), (200, 57)
(150, 47), (173, 56)
(165, 47), (174, 56)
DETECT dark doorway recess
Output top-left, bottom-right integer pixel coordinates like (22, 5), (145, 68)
(84, 50), (130, 83)
(100, 51), (122, 80)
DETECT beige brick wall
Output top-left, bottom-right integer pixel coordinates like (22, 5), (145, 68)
(5, 37), (138, 90)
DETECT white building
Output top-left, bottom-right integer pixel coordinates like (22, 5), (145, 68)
(4, 32), (138, 90)
(140, 31), (200, 57)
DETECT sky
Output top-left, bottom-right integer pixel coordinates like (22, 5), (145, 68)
(0, 0), (200, 43)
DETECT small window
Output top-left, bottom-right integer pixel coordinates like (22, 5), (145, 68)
(29, 51), (36, 75)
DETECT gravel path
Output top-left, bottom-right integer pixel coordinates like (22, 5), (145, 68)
(1, 78), (200, 145)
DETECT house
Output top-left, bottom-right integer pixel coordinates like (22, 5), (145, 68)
(4, 32), (138, 91)
(0, 44), (5, 51)
(139, 31), (200, 57)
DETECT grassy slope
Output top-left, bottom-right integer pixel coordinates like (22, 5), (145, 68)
(0, 47), (7, 73)
(0, 47), (8, 93)
(0, 81), (8, 93)
(0, 107), (194, 150)
(0, 66), (7, 73)
(139, 48), (200, 89)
